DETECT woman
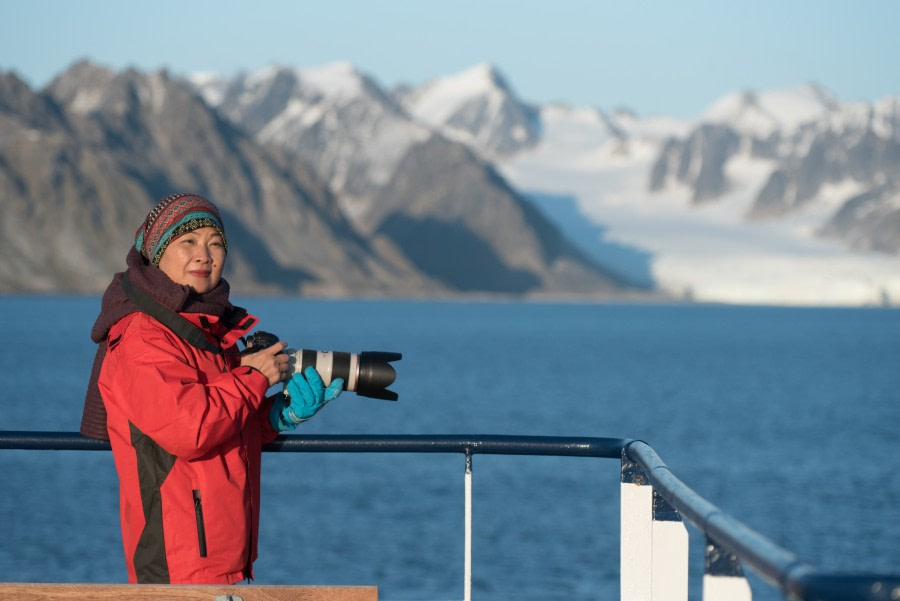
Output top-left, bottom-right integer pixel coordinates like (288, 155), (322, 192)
(80, 192), (342, 584)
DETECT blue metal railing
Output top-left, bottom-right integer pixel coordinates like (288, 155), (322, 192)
(623, 440), (900, 600)
(1, 431), (898, 600)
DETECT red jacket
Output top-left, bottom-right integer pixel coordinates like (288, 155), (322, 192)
(98, 310), (278, 584)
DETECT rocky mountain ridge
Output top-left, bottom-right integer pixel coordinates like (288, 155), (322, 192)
(396, 72), (900, 259)
(186, 61), (633, 296)
(377, 64), (898, 304)
(495, 83), (899, 305)
(0, 63), (422, 295)
(3, 58), (897, 303)
(395, 63), (541, 160)
(650, 86), (900, 254)
(0, 61), (632, 299)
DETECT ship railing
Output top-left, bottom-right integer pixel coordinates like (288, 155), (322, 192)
(1, 431), (898, 601)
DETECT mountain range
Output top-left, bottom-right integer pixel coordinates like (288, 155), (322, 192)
(2, 59), (898, 305)
(0, 61), (631, 299)
(494, 79), (900, 306)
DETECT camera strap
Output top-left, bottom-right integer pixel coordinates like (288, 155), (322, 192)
(121, 271), (221, 355)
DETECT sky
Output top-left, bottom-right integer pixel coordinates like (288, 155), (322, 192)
(2, 0), (898, 119)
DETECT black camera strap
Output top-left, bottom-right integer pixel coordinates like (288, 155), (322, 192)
(121, 271), (221, 355)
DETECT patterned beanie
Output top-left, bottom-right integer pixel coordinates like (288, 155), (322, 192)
(134, 193), (228, 266)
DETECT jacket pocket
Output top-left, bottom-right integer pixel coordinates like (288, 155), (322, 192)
(192, 489), (208, 558)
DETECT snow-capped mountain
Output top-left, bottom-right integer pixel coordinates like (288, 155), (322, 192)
(0, 61), (632, 297)
(498, 85), (900, 306)
(0, 62), (426, 296)
(699, 84), (841, 138)
(190, 61), (899, 306)
(186, 62), (631, 297)
(6, 57), (894, 305)
(396, 63), (541, 159)
(188, 62), (432, 215)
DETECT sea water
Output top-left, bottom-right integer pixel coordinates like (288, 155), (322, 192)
(0, 297), (897, 601)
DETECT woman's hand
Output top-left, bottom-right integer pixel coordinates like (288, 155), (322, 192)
(240, 341), (289, 387)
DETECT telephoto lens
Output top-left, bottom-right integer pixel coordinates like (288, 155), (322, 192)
(286, 349), (402, 401)
(241, 331), (401, 401)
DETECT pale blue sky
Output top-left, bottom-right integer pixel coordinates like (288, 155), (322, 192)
(2, 0), (897, 118)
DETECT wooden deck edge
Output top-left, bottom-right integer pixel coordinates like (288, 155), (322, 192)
(0, 583), (377, 600)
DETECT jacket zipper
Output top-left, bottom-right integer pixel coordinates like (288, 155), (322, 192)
(242, 431), (254, 579)
(192, 489), (208, 558)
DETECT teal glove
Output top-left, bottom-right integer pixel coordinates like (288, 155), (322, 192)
(268, 393), (297, 432)
(269, 366), (344, 431)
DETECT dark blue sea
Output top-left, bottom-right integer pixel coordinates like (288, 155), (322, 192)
(0, 297), (898, 600)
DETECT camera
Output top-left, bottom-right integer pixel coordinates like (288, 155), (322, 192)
(242, 331), (402, 401)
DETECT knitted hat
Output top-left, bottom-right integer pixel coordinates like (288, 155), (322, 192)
(135, 193), (228, 266)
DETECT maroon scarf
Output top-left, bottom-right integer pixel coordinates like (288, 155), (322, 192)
(80, 247), (236, 440)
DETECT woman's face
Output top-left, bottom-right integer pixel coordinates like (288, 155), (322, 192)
(157, 226), (226, 294)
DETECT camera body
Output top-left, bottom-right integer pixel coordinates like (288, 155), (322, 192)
(242, 331), (401, 401)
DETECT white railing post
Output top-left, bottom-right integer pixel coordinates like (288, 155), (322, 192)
(464, 450), (473, 601)
(621, 452), (653, 600)
(702, 536), (752, 601)
(622, 449), (689, 601)
(651, 490), (689, 601)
